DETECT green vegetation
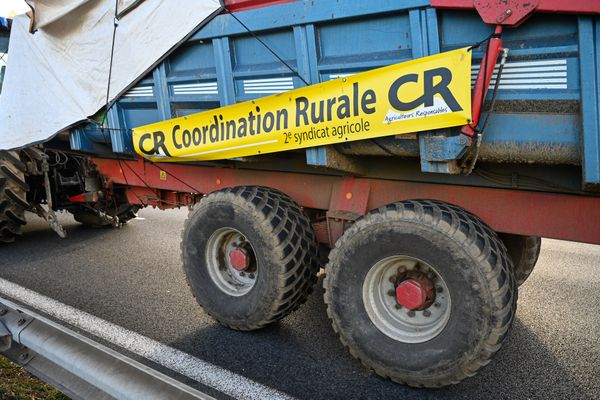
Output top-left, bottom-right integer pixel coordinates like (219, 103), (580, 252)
(0, 356), (69, 400)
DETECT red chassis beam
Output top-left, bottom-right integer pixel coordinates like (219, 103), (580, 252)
(223, 0), (296, 12)
(430, 0), (600, 14)
(431, 0), (600, 26)
(92, 157), (600, 245)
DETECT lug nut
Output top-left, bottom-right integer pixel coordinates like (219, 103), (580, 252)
(388, 275), (397, 283)
(249, 273), (255, 279)
(239, 272), (245, 277)
(395, 304), (403, 309)
(434, 302), (441, 308)
(436, 286), (443, 293)
(0, 309), (7, 316)
(407, 310), (416, 317)
(229, 247), (250, 271)
(387, 289), (396, 296)
(423, 310), (431, 317)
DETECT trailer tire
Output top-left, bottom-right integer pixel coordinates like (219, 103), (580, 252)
(324, 200), (516, 387)
(181, 186), (320, 330)
(0, 151), (29, 243)
(498, 233), (541, 286)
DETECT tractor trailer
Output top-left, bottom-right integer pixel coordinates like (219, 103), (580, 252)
(0, 0), (599, 388)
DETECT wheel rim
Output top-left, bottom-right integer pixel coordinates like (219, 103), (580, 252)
(362, 256), (451, 343)
(206, 227), (258, 296)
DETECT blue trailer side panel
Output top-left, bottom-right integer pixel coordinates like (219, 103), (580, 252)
(579, 18), (600, 189)
(70, 0), (600, 190)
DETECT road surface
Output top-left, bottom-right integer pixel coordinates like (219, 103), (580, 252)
(0, 209), (598, 399)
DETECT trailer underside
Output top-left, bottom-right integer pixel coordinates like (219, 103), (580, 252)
(92, 156), (600, 245)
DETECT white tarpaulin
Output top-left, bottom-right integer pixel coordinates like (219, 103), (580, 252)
(0, 0), (222, 150)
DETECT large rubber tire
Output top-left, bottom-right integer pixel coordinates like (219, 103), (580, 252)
(324, 200), (516, 388)
(0, 151), (29, 243)
(498, 233), (542, 286)
(72, 204), (139, 228)
(181, 186), (320, 330)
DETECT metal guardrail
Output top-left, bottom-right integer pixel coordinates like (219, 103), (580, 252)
(0, 296), (214, 400)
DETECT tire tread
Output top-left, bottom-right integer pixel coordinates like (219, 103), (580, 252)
(324, 199), (516, 388)
(0, 151), (29, 243)
(181, 186), (319, 330)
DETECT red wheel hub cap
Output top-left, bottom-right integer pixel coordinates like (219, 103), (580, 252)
(395, 278), (434, 310)
(229, 248), (250, 271)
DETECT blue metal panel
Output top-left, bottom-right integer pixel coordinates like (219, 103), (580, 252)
(303, 27), (323, 164)
(153, 64), (172, 121)
(66, 0), (599, 181)
(107, 105), (129, 153)
(118, 104), (160, 128)
(425, 9), (440, 55)
(112, 101), (160, 154)
(419, 132), (468, 174)
(442, 11), (580, 102)
(195, 0), (429, 40)
(166, 41), (217, 79)
(107, 75), (159, 153)
(483, 113), (580, 148)
(410, 10), (426, 58)
(228, 29), (299, 103)
(306, 146), (327, 166)
(232, 30), (296, 72)
(316, 13), (412, 75)
(165, 40), (221, 116)
(578, 17), (600, 187)
(214, 37), (235, 106)
(309, 9), (415, 167)
(110, 128), (133, 153)
(409, 8), (439, 57)
(293, 25), (318, 85)
(70, 128), (108, 153)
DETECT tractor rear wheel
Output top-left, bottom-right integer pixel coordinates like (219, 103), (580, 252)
(0, 151), (29, 243)
(324, 200), (516, 387)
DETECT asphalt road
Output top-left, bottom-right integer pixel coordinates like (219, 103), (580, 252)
(0, 208), (599, 400)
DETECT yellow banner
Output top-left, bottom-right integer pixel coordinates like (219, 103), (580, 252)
(133, 48), (472, 161)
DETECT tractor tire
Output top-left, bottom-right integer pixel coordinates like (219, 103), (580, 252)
(324, 200), (516, 388)
(498, 233), (542, 286)
(181, 186), (320, 330)
(72, 204), (139, 228)
(0, 151), (29, 243)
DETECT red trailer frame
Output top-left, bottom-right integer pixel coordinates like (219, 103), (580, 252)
(92, 157), (600, 245)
